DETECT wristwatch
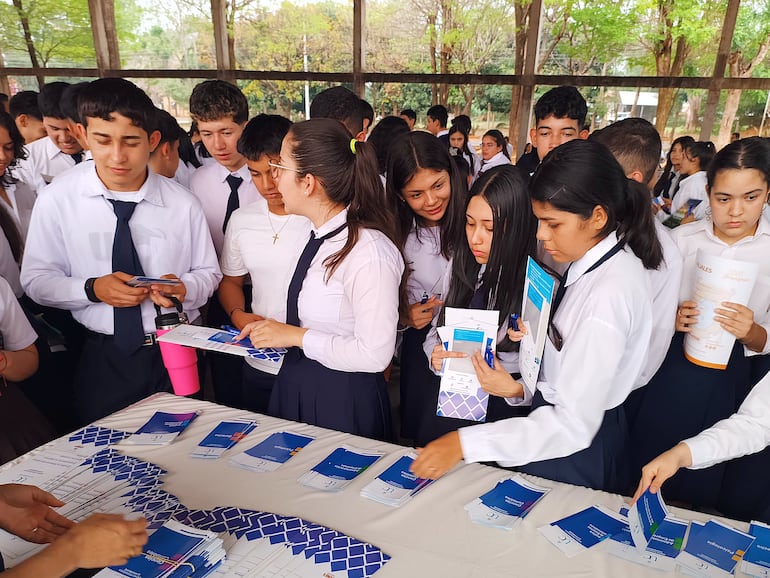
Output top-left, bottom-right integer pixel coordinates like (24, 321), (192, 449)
(84, 277), (101, 303)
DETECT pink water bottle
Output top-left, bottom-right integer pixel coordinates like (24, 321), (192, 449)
(155, 298), (200, 396)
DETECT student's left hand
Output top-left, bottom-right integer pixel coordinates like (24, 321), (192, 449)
(0, 484), (74, 543)
(149, 274), (186, 309)
(410, 431), (463, 480)
(715, 302), (755, 341)
(470, 351), (524, 398)
(236, 319), (307, 349)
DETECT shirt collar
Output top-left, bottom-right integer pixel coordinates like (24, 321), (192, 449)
(565, 231), (620, 287)
(700, 211), (770, 246)
(485, 151), (506, 164)
(314, 207), (348, 237)
(215, 161), (249, 184)
(82, 163), (164, 207)
(45, 137), (65, 161)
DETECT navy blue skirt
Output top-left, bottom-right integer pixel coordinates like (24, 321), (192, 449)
(398, 326), (436, 440)
(269, 348), (393, 441)
(515, 391), (630, 494)
(628, 332), (750, 508)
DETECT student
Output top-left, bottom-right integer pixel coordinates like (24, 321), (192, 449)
(478, 130), (510, 173)
(20, 78), (221, 424)
(417, 165), (538, 446)
(237, 118), (404, 440)
(310, 86), (366, 141)
(218, 114), (311, 413)
(0, 111), (34, 244)
(666, 140), (715, 226)
(630, 136), (770, 512)
(9, 91), (47, 145)
(368, 116), (410, 176)
(589, 118), (683, 387)
(58, 82), (91, 156)
(385, 131), (466, 440)
(448, 125), (479, 182)
(148, 109), (183, 180)
(653, 135), (695, 205)
(450, 114), (472, 136)
(528, 85), (589, 174)
(15, 82), (85, 192)
(399, 109), (417, 131)
(411, 139), (661, 494)
(0, 482), (147, 577)
(426, 105), (450, 145)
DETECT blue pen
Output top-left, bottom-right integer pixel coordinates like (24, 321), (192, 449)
(509, 313), (520, 332)
(484, 337), (495, 368)
(420, 292), (429, 305)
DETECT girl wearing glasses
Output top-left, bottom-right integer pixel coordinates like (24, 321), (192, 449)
(236, 118), (404, 441)
(385, 132), (467, 442)
(412, 139), (661, 493)
(631, 137), (770, 519)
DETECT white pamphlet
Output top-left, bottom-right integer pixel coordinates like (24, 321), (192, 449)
(518, 257), (555, 392)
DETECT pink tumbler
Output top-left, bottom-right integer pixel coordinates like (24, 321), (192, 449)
(155, 299), (200, 396)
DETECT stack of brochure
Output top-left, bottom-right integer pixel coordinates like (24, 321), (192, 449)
(742, 520), (770, 577)
(360, 452), (434, 507)
(123, 411), (199, 446)
(229, 431), (315, 473)
(96, 520), (225, 578)
(678, 519), (755, 578)
(298, 445), (384, 492)
(189, 420), (257, 459)
(539, 505), (627, 558)
(464, 475), (550, 530)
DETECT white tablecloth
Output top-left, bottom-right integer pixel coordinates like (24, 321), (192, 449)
(7, 393), (753, 577)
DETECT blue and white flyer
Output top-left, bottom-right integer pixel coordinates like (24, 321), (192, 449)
(627, 488), (669, 550)
(465, 475), (550, 530)
(741, 520), (770, 578)
(678, 519), (755, 578)
(190, 420), (257, 459)
(538, 505), (627, 558)
(298, 445), (384, 492)
(518, 257), (555, 391)
(123, 411), (199, 446)
(229, 431), (314, 473)
(360, 452), (434, 507)
(607, 506), (686, 572)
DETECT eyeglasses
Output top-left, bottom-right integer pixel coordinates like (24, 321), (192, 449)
(267, 161), (302, 179)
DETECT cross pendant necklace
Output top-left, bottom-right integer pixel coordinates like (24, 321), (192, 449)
(267, 210), (291, 244)
(272, 232), (279, 244)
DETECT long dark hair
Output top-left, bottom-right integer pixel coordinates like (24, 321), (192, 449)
(0, 112), (25, 263)
(448, 125), (477, 174)
(288, 118), (399, 278)
(707, 136), (770, 189)
(653, 135), (694, 196)
(531, 139), (663, 270)
(385, 131), (467, 259)
(683, 140), (716, 175)
(368, 116), (409, 174)
(442, 165), (537, 350)
(483, 129), (510, 160)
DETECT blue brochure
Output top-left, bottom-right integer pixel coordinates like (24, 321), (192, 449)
(190, 420), (257, 459)
(678, 519), (755, 578)
(298, 445), (384, 491)
(741, 520), (770, 577)
(627, 488), (669, 550)
(607, 505), (686, 572)
(465, 475), (550, 530)
(538, 505), (626, 557)
(360, 452), (434, 507)
(229, 431), (315, 473)
(124, 411), (199, 446)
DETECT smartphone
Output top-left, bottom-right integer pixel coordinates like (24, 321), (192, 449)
(126, 276), (182, 288)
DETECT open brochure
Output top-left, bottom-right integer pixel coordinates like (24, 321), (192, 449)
(157, 324), (287, 363)
(518, 257), (555, 392)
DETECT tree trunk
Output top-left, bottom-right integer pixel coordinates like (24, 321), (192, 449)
(438, 0), (452, 106)
(12, 0), (44, 87)
(717, 89), (742, 147)
(655, 88), (677, 134)
(508, 0), (531, 159)
(428, 14), (438, 105)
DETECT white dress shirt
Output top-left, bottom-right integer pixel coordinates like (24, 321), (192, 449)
(220, 204), (311, 374)
(673, 216), (770, 355)
(188, 162), (264, 256)
(459, 232), (653, 467)
(299, 209), (404, 373)
(21, 163), (222, 335)
(403, 224), (449, 306)
(685, 370), (770, 469)
(0, 275), (36, 350)
(2, 180), (36, 240)
(478, 151), (510, 174)
(670, 171), (708, 221)
(0, 232), (22, 298)
(15, 137), (80, 193)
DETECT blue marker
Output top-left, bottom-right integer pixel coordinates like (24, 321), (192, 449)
(509, 313), (520, 332)
(484, 337), (495, 368)
(420, 292), (430, 305)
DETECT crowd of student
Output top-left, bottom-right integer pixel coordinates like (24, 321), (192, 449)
(1, 79), (770, 574)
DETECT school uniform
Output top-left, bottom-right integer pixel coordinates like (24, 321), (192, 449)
(270, 208), (404, 440)
(459, 233), (653, 493)
(399, 224), (450, 439)
(15, 137), (83, 193)
(220, 203), (311, 412)
(1, 179), (35, 240)
(20, 162), (221, 423)
(630, 217), (770, 508)
(669, 171), (708, 222)
(478, 152), (510, 174)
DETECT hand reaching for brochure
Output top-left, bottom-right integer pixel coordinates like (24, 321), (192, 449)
(407, 297), (443, 330)
(430, 344), (467, 373)
(470, 351), (524, 398)
(631, 442), (693, 505)
(410, 431), (463, 480)
(675, 300), (699, 332)
(0, 484), (74, 544)
(236, 318), (307, 349)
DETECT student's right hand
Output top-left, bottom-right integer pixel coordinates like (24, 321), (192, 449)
(93, 272), (149, 307)
(408, 297), (442, 330)
(50, 514), (148, 569)
(506, 323), (528, 343)
(430, 344), (466, 372)
(631, 442), (693, 505)
(675, 300), (699, 332)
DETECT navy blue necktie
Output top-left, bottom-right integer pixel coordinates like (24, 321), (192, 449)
(469, 283), (487, 309)
(223, 174), (243, 233)
(70, 152), (83, 164)
(285, 223), (347, 327)
(110, 200), (145, 353)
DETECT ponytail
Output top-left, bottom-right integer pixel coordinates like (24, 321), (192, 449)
(620, 179), (663, 270)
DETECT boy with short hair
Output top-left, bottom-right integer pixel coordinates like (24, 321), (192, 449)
(310, 86), (366, 141)
(426, 104), (449, 145)
(21, 78), (221, 423)
(9, 91), (47, 144)
(399, 109), (416, 131)
(529, 85), (589, 167)
(58, 82), (91, 155)
(218, 114), (311, 412)
(16, 82), (86, 192)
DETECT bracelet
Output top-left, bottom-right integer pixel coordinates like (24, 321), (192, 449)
(84, 277), (101, 303)
(229, 307), (244, 318)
